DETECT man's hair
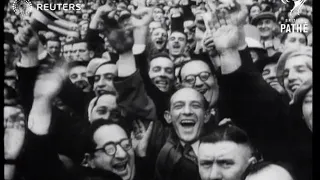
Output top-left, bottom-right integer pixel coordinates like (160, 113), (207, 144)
(170, 30), (187, 39)
(200, 123), (252, 146)
(248, 3), (262, 14)
(72, 39), (89, 46)
(72, 39), (95, 51)
(280, 31), (308, 44)
(241, 161), (296, 180)
(68, 61), (89, 71)
(84, 119), (130, 154)
(294, 14), (313, 25)
(46, 36), (61, 44)
(63, 41), (74, 47)
(149, 52), (172, 62)
(154, 6), (165, 14)
(199, 123), (262, 160)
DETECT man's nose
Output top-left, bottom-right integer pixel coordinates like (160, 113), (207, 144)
(97, 78), (106, 87)
(208, 165), (222, 180)
(194, 76), (204, 87)
(183, 105), (193, 115)
(114, 145), (128, 159)
(287, 70), (298, 82)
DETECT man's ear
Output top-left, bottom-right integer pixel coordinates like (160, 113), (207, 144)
(89, 50), (95, 58)
(204, 109), (211, 123)
(248, 156), (257, 165)
(81, 153), (95, 168)
(164, 110), (172, 124)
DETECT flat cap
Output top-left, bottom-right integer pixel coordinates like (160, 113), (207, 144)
(251, 12), (276, 26)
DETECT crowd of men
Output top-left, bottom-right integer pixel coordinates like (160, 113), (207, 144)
(4, 0), (313, 180)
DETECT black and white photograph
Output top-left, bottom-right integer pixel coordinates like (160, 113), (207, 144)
(4, 0), (313, 180)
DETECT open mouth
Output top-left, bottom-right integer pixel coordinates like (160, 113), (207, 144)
(173, 44), (181, 49)
(97, 89), (116, 96)
(180, 119), (196, 128)
(156, 39), (164, 45)
(195, 88), (207, 94)
(155, 79), (168, 88)
(113, 161), (128, 174)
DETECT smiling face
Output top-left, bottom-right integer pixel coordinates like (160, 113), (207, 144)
(283, 32), (307, 50)
(262, 63), (285, 94)
(165, 88), (209, 143)
(148, 57), (174, 92)
(250, 6), (261, 19)
(180, 61), (219, 107)
(91, 124), (135, 180)
(302, 89), (312, 131)
(198, 141), (253, 180)
(93, 64), (118, 96)
(151, 28), (168, 50)
(256, 19), (275, 39)
(283, 56), (312, 97)
(90, 94), (121, 122)
(167, 32), (187, 57)
(69, 66), (91, 93)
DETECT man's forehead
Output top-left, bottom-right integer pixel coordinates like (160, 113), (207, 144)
(73, 42), (88, 47)
(70, 66), (87, 73)
(287, 32), (305, 39)
(95, 64), (118, 75)
(150, 57), (173, 66)
(171, 88), (203, 103)
(170, 32), (186, 38)
(153, 28), (166, 34)
(199, 141), (251, 160)
(181, 60), (210, 76)
(285, 56), (312, 68)
(94, 124), (127, 145)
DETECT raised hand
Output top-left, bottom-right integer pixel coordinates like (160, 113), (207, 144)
(131, 120), (153, 157)
(33, 64), (68, 100)
(4, 107), (26, 160)
(131, 7), (154, 27)
(14, 24), (39, 53)
(212, 25), (239, 53)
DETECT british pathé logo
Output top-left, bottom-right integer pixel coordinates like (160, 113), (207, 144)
(281, 0), (306, 15)
(12, 0), (33, 18)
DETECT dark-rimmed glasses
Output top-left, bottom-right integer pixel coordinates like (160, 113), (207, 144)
(182, 71), (211, 86)
(95, 138), (132, 156)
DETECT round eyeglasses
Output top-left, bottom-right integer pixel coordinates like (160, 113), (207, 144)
(182, 71), (211, 86)
(95, 138), (132, 156)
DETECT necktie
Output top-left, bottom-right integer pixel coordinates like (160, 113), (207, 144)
(183, 144), (197, 164)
